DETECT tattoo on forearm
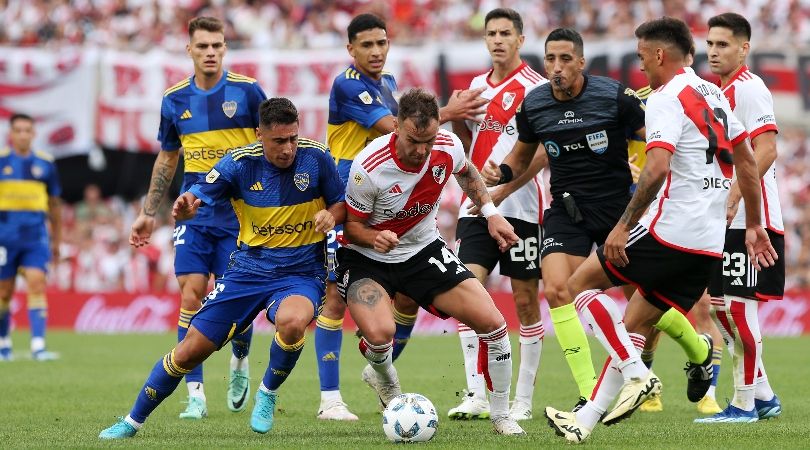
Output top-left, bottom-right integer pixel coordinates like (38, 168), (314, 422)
(143, 160), (174, 216)
(347, 278), (386, 309)
(455, 161), (492, 208)
(620, 169), (666, 226)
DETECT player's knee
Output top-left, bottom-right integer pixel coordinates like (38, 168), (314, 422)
(361, 322), (395, 346)
(468, 309), (506, 335)
(180, 291), (203, 311)
(320, 293), (347, 319)
(544, 281), (571, 307)
(275, 314), (310, 344)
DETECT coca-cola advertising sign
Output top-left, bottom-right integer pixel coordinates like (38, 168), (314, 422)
(7, 290), (810, 335)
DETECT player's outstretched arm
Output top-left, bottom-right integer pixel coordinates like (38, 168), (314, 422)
(731, 139), (778, 270)
(481, 140), (540, 187)
(440, 87), (487, 124)
(130, 150), (180, 247)
(172, 191), (202, 222)
(344, 212), (399, 254)
(455, 161), (518, 251)
(604, 147), (671, 267)
(314, 202), (346, 233)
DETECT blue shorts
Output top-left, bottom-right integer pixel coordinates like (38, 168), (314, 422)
(0, 238), (50, 279)
(173, 224), (238, 277)
(326, 224), (344, 282)
(190, 271), (326, 348)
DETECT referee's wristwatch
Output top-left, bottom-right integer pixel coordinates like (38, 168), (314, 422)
(497, 163), (513, 185)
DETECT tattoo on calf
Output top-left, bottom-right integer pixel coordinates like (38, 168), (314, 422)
(347, 278), (386, 308)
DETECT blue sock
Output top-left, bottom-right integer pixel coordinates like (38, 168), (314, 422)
(392, 307), (417, 362)
(129, 350), (190, 423)
(28, 307), (46, 340)
(231, 324), (252, 359)
(315, 316), (342, 391)
(0, 307), (10, 338)
(263, 333), (305, 391)
(641, 349), (655, 369)
(178, 309), (202, 384)
(711, 347), (722, 387)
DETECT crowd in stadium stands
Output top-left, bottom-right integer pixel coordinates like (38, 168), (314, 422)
(1, 0), (808, 49)
(38, 129), (809, 294)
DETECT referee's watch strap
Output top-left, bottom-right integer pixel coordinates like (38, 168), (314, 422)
(498, 163), (513, 185)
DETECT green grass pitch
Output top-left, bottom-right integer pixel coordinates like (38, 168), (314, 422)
(1, 331), (808, 448)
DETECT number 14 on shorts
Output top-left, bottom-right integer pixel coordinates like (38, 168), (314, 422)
(428, 247), (467, 274)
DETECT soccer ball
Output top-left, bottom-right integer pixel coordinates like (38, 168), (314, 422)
(382, 393), (439, 443)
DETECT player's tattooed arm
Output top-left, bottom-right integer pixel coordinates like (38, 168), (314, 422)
(347, 278), (387, 309)
(454, 160), (494, 209)
(618, 147), (671, 229)
(143, 150), (180, 217)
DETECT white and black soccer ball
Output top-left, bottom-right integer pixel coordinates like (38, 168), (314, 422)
(382, 393), (439, 443)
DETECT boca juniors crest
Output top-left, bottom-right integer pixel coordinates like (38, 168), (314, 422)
(432, 164), (447, 184)
(222, 100), (238, 118)
(294, 172), (310, 191)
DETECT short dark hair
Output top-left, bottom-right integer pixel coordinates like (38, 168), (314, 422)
(188, 16), (224, 39)
(708, 12), (752, 41)
(9, 113), (33, 126)
(347, 14), (386, 42)
(484, 8), (523, 35)
(635, 17), (694, 58)
(259, 98), (298, 129)
(397, 88), (439, 130)
(545, 28), (584, 56)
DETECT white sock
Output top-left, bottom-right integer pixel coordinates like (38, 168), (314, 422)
(0, 337), (11, 348)
(709, 296), (735, 358)
(575, 290), (645, 380)
(259, 382), (273, 394)
(755, 365), (775, 401)
(707, 385), (717, 399)
(458, 322), (486, 400)
(321, 389), (342, 404)
(478, 324), (512, 418)
(230, 354), (248, 371)
(727, 296), (761, 409)
(31, 337), (45, 352)
(187, 382), (206, 400)
(515, 321), (544, 406)
(124, 415), (143, 429)
(359, 338), (397, 381)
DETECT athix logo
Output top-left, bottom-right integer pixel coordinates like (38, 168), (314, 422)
(383, 202), (434, 220)
(558, 110), (584, 125)
(252, 220), (314, 236)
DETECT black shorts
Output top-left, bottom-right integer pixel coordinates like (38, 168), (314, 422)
(335, 239), (476, 317)
(455, 217), (541, 280)
(707, 229), (785, 301)
(541, 196), (630, 258)
(596, 225), (717, 313)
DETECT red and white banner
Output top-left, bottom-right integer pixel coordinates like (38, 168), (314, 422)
(8, 289), (810, 336)
(0, 47), (99, 158)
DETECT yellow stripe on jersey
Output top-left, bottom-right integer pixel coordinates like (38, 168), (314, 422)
(327, 121), (382, 162)
(181, 128), (258, 173)
(635, 86), (653, 100)
(0, 148), (10, 157)
(344, 68), (360, 80)
(164, 79), (190, 96)
(232, 197), (327, 248)
(226, 73), (257, 83)
(0, 180), (49, 212)
(298, 138), (327, 152)
(231, 143), (264, 161)
(32, 150), (54, 162)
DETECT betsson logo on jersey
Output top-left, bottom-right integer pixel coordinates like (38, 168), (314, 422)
(185, 148), (232, 160)
(383, 202), (434, 220)
(252, 220), (314, 236)
(475, 115), (516, 135)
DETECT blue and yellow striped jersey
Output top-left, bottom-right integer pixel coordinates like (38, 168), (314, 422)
(327, 65), (398, 184)
(0, 147), (61, 242)
(158, 70), (267, 228)
(628, 85), (653, 171)
(188, 138), (344, 275)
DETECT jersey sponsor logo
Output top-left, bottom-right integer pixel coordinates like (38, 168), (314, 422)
(358, 91), (373, 105)
(294, 172), (310, 191)
(703, 177), (731, 190)
(206, 168), (220, 183)
(185, 148), (231, 161)
(432, 164), (447, 184)
(475, 115), (516, 135)
(222, 100), (237, 118)
(502, 91), (516, 110)
(586, 130), (609, 154)
(558, 110), (583, 125)
(756, 114), (775, 124)
(542, 237), (563, 252)
(383, 202), (434, 220)
(252, 220), (314, 236)
(545, 141), (561, 158)
(346, 194), (367, 212)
